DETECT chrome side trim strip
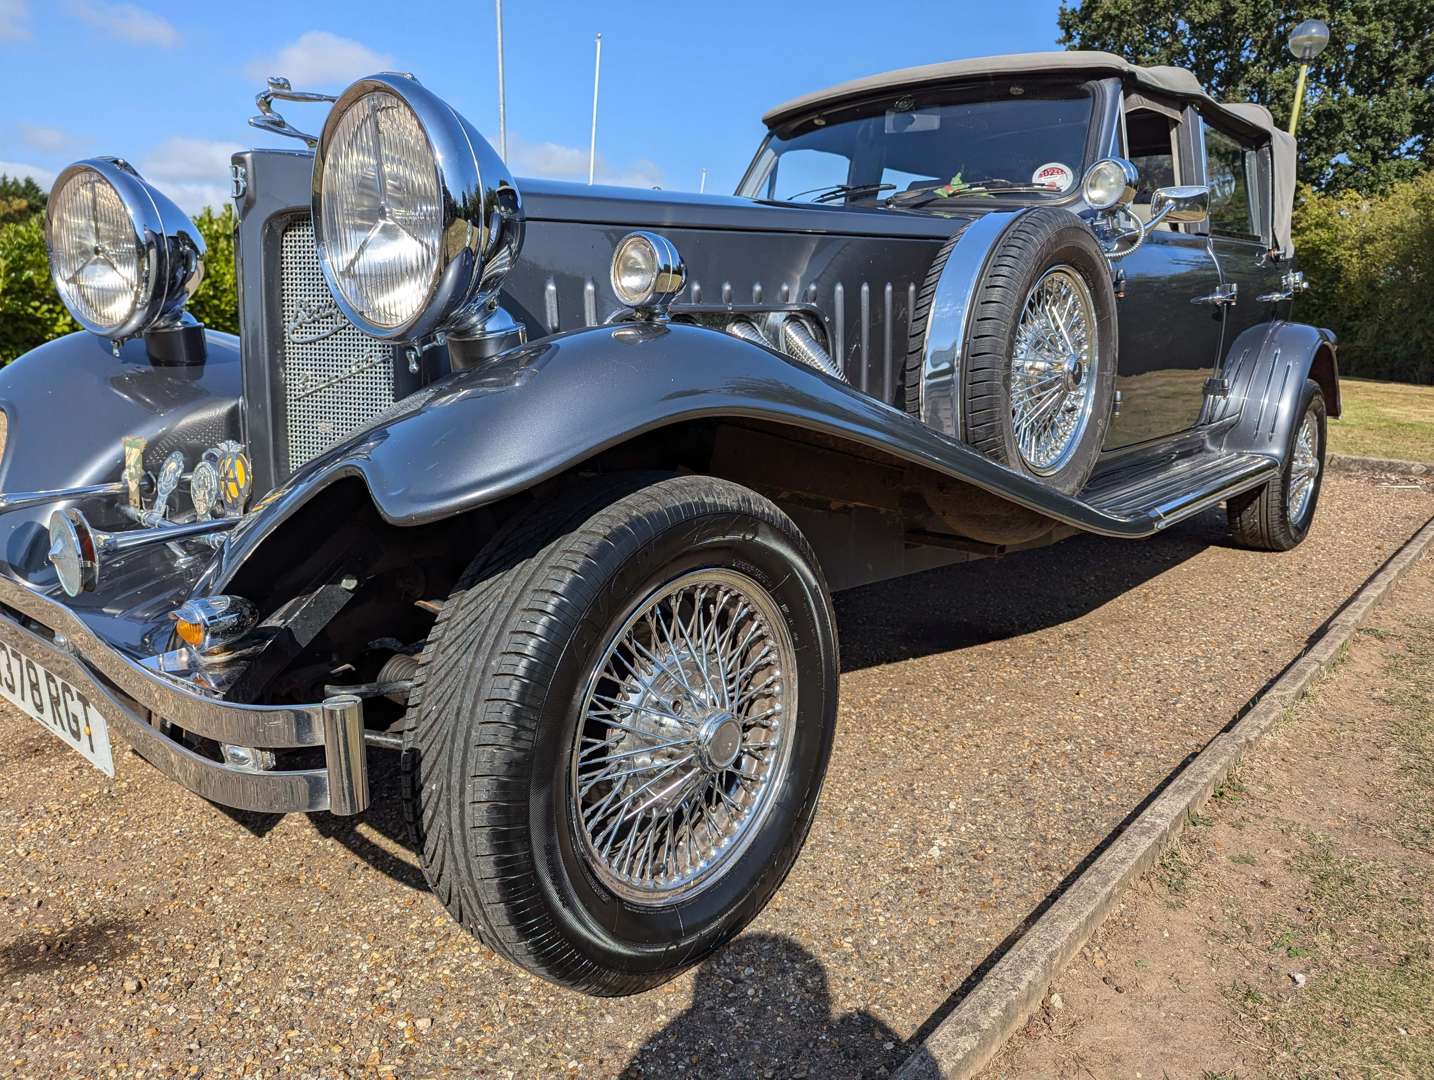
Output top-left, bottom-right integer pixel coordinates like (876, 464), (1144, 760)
(919, 211), (1025, 439)
(0, 608), (357, 814)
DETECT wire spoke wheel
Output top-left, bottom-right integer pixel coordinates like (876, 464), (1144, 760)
(570, 568), (798, 905)
(1010, 265), (1099, 475)
(1286, 410), (1320, 524)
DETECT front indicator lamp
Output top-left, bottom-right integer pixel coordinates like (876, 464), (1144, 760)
(170, 595), (259, 654)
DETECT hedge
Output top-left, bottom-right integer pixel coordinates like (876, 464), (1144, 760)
(1291, 171), (1434, 384)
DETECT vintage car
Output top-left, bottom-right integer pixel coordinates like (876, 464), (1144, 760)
(1, 51), (1334, 994)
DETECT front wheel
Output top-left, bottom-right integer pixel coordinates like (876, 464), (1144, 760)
(402, 474), (839, 995)
(1227, 379), (1327, 551)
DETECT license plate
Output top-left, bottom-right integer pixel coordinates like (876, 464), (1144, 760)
(0, 641), (115, 776)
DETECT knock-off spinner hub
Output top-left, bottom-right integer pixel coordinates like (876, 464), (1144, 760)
(696, 711), (743, 772)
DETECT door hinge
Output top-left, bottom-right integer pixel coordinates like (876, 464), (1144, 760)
(1193, 283), (1238, 307)
(1256, 270), (1309, 303)
(1204, 377), (1230, 397)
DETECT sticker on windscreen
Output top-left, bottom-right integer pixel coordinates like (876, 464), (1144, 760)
(1031, 162), (1074, 192)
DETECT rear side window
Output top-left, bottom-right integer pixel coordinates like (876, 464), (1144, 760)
(1204, 126), (1259, 240)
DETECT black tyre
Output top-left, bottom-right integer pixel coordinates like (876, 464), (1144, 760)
(904, 209), (1117, 494)
(402, 474), (839, 995)
(1228, 379), (1326, 551)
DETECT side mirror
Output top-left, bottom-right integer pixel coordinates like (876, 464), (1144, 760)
(1151, 185), (1210, 224)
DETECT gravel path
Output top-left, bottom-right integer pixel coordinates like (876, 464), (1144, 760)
(2, 474), (1431, 1080)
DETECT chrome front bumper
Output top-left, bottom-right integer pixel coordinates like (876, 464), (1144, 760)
(0, 575), (369, 816)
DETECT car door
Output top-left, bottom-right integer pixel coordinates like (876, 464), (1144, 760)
(1200, 120), (1288, 389)
(1103, 100), (1225, 450)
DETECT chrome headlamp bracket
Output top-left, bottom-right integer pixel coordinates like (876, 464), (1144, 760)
(311, 73), (524, 344)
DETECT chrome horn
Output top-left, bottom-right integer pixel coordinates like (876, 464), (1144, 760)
(47, 508), (237, 597)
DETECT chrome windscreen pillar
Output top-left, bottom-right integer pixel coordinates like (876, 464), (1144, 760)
(321, 694), (369, 816)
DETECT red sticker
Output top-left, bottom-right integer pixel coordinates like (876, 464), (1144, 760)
(1031, 162), (1074, 192)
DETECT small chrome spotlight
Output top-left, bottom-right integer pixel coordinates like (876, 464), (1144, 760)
(610, 231), (686, 318)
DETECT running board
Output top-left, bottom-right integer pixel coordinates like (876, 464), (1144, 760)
(1080, 451), (1279, 529)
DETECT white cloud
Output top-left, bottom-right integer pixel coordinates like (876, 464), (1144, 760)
(0, 0), (28, 40)
(0, 161), (55, 188)
(19, 124), (74, 154)
(508, 135), (664, 190)
(139, 137), (244, 215)
(245, 31), (394, 90)
(67, 1), (179, 46)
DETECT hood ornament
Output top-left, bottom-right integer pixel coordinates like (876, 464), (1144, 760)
(249, 76), (337, 149)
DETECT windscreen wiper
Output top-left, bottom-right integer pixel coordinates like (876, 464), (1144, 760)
(783, 182), (897, 204)
(886, 178), (1061, 209)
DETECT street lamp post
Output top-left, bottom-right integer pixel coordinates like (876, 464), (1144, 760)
(1286, 17), (1330, 135)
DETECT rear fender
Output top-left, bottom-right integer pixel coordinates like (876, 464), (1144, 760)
(1214, 321), (1340, 461)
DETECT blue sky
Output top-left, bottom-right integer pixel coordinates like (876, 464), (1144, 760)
(1, 0), (1068, 212)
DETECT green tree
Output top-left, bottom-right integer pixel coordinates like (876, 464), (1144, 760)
(189, 204), (239, 335)
(0, 174), (47, 225)
(0, 215), (80, 364)
(1057, 0), (1434, 193)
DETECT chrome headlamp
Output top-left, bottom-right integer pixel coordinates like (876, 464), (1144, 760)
(1081, 157), (1139, 212)
(44, 158), (205, 341)
(311, 73), (523, 342)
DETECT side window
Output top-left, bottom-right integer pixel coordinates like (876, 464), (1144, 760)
(766, 148), (851, 202)
(1124, 107), (1179, 228)
(1204, 126), (1258, 239)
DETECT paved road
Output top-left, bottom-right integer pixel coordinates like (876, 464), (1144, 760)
(2, 474), (1432, 1079)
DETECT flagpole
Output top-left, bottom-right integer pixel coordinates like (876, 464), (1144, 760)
(494, 0), (508, 159)
(588, 33), (602, 185)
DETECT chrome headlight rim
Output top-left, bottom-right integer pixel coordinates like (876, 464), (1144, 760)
(311, 72), (522, 343)
(45, 157), (205, 341)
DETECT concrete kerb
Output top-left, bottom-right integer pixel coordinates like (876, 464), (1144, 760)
(895, 495), (1434, 1080)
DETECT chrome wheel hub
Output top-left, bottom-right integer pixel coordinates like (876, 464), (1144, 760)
(1010, 266), (1098, 475)
(1287, 410), (1320, 523)
(570, 569), (797, 905)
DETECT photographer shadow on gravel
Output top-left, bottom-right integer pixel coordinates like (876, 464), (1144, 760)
(620, 932), (933, 1079)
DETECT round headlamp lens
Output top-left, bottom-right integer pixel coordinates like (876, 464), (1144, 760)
(611, 235), (658, 306)
(47, 168), (143, 334)
(319, 90), (444, 330)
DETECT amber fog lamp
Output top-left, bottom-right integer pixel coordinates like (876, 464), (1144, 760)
(610, 231), (686, 316)
(170, 595), (259, 654)
(311, 73), (523, 343)
(45, 158), (205, 341)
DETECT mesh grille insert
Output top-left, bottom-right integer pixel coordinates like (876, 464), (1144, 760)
(278, 218), (396, 471)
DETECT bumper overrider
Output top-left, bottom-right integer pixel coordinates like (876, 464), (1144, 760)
(0, 573), (369, 817)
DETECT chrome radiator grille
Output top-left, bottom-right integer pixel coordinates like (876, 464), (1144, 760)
(278, 218), (396, 471)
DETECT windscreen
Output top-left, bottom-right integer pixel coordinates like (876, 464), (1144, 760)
(742, 82), (1096, 208)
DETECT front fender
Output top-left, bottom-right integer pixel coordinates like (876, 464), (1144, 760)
(203, 322), (1187, 592)
(0, 330), (241, 580)
(1215, 321), (1340, 461)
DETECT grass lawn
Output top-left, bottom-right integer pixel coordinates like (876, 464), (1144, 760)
(1330, 378), (1434, 462)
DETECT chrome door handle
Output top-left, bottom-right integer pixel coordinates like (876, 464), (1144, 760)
(1193, 283), (1238, 307)
(1257, 270), (1309, 303)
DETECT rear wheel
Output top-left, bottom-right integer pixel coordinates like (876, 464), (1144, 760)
(402, 474), (838, 995)
(1228, 379), (1326, 551)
